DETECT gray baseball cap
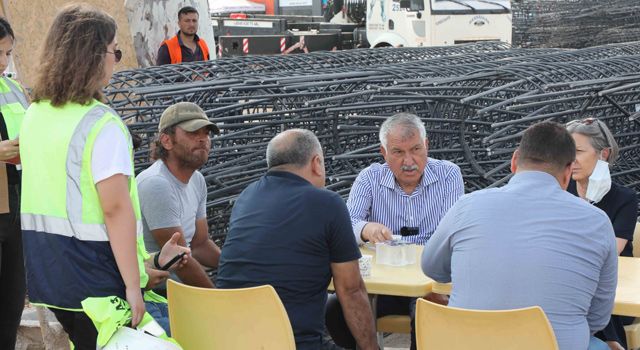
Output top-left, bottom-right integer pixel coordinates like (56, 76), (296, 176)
(158, 102), (220, 134)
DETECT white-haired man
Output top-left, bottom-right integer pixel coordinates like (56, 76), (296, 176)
(326, 113), (464, 350)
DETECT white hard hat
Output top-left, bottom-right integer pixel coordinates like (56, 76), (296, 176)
(101, 326), (181, 350)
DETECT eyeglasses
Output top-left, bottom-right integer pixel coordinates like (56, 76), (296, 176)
(582, 118), (608, 139)
(106, 49), (122, 63)
(568, 117), (610, 147)
(580, 117), (599, 125)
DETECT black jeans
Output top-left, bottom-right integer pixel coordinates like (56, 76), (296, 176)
(325, 294), (417, 350)
(51, 309), (98, 350)
(0, 184), (24, 350)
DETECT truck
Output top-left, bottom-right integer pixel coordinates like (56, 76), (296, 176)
(209, 0), (512, 56)
(362, 0), (512, 47)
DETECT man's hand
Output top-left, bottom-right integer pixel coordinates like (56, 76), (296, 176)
(361, 223), (393, 243)
(145, 266), (169, 290)
(158, 232), (191, 271)
(151, 227), (214, 288)
(606, 341), (625, 350)
(424, 292), (449, 306)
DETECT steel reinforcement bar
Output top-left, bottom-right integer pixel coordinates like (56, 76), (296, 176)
(106, 43), (640, 237)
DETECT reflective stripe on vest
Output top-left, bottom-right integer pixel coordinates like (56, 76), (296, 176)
(21, 213), (144, 242)
(0, 77), (28, 140)
(20, 101), (148, 310)
(0, 77), (28, 108)
(163, 34), (210, 64)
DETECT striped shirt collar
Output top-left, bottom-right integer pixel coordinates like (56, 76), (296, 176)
(379, 159), (439, 194)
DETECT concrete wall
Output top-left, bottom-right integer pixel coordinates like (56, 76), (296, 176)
(125, 0), (215, 67)
(0, 0), (138, 88)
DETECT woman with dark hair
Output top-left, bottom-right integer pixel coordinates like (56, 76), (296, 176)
(20, 4), (186, 348)
(0, 16), (29, 350)
(566, 118), (638, 350)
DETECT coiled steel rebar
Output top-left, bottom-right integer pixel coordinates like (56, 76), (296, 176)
(105, 41), (640, 237)
(513, 0), (640, 48)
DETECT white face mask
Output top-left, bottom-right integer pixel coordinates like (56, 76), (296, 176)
(585, 159), (611, 203)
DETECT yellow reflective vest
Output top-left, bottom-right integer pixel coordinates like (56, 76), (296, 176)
(20, 99), (150, 311)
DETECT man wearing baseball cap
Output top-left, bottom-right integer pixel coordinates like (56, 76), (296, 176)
(137, 102), (220, 292)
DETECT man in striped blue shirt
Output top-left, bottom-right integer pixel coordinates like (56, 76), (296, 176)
(326, 113), (463, 350)
(346, 113), (464, 246)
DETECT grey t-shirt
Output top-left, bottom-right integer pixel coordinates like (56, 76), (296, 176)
(137, 160), (207, 254)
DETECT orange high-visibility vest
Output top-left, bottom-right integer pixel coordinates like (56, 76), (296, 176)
(163, 34), (210, 64)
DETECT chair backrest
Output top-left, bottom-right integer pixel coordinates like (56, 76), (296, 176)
(633, 221), (640, 257)
(167, 280), (296, 350)
(415, 298), (559, 350)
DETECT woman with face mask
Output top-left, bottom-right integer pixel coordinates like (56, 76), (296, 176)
(566, 118), (638, 350)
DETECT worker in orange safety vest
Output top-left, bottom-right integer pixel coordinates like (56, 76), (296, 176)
(156, 6), (210, 66)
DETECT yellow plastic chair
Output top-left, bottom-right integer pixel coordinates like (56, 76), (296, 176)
(375, 284), (451, 348)
(167, 280), (296, 350)
(376, 315), (411, 348)
(624, 222), (640, 349)
(415, 298), (559, 350)
(626, 321), (640, 350)
(377, 315), (411, 334)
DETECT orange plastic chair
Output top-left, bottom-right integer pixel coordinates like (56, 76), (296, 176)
(416, 298), (558, 350)
(167, 280), (295, 350)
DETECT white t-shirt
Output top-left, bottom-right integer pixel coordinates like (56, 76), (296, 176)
(91, 122), (132, 184)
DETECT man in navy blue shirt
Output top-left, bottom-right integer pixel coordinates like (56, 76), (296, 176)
(216, 129), (378, 350)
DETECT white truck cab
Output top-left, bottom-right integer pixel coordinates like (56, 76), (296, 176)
(366, 0), (511, 47)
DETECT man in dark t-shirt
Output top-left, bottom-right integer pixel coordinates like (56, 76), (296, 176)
(216, 129), (377, 350)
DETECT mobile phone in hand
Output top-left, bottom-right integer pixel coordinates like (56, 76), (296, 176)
(160, 252), (187, 271)
(4, 154), (19, 165)
(400, 226), (419, 236)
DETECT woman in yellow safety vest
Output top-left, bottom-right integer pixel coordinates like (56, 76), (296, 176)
(20, 5), (187, 349)
(0, 17), (29, 350)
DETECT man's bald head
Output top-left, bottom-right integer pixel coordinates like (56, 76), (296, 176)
(266, 129), (322, 169)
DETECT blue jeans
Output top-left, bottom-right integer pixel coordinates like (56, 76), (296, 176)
(145, 301), (171, 336)
(589, 336), (609, 350)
